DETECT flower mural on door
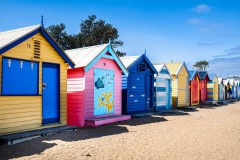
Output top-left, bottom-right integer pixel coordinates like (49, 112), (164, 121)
(94, 68), (114, 116)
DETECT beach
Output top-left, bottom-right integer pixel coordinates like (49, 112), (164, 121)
(1, 102), (240, 160)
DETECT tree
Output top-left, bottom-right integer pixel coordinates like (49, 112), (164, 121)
(115, 50), (126, 57)
(193, 61), (209, 71)
(46, 15), (124, 51)
(79, 15), (123, 48)
(46, 23), (71, 50)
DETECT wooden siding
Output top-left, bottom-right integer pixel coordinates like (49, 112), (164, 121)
(177, 66), (189, 107)
(154, 66), (172, 110)
(171, 78), (178, 108)
(84, 58), (122, 120)
(0, 33), (68, 135)
(207, 81), (219, 101)
(122, 57), (155, 114)
(0, 96), (41, 135)
(237, 86), (239, 98)
(200, 77), (208, 102)
(190, 75), (200, 106)
(214, 82), (219, 101)
(218, 84), (224, 101)
(67, 68), (85, 127)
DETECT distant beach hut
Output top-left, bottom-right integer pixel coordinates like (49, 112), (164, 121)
(188, 70), (200, 106)
(207, 74), (219, 101)
(120, 54), (158, 114)
(237, 81), (240, 98)
(223, 79), (230, 100)
(198, 71), (210, 102)
(234, 80), (239, 98)
(66, 44), (130, 127)
(153, 64), (173, 111)
(0, 25), (74, 135)
(165, 62), (190, 108)
(228, 79), (236, 99)
(218, 77), (225, 101)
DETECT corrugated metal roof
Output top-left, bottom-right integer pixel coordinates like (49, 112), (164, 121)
(198, 71), (208, 80)
(0, 25), (40, 49)
(153, 63), (173, 79)
(165, 62), (182, 75)
(120, 56), (140, 68)
(65, 44), (108, 68)
(153, 63), (165, 72)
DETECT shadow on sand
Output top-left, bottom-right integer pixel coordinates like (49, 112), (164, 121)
(0, 124), (128, 160)
(0, 115), (168, 159)
(156, 110), (190, 116)
(117, 116), (168, 126)
(198, 105), (218, 109)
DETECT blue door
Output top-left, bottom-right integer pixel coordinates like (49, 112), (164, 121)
(146, 74), (153, 109)
(94, 68), (114, 116)
(128, 73), (146, 113)
(42, 63), (60, 124)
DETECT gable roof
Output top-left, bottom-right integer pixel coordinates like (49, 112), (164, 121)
(208, 74), (218, 81)
(197, 71), (209, 80)
(165, 62), (190, 77)
(65, 43), (128, 76)
(120, 56), (140, 68)
(65, 44), (108, 68)
(120, 54), (158, 74)
(0, 25), (74, 68)
(153, 63), (173, 80)
(223, 79), (229, 86)
(188, 70), (200, 81)
(237, 81), (240, 86)
(228, 79), (235, 85)
(218, 77), (223, 84)
(234, 80), (239, 86)
(0, 25), (40, 49)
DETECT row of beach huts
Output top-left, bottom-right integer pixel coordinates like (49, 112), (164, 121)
(0, 25), (239, 137)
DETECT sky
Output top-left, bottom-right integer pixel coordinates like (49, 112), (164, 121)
(1, 0), (240, 77)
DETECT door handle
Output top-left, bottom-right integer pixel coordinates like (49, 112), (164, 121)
(43, 82), (46, 89)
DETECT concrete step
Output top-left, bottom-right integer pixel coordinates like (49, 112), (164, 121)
(85, 115), (131, 127)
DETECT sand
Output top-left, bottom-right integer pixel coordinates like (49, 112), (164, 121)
(1, 102), (240, 160)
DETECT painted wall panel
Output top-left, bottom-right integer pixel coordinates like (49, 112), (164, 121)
(200, 77), (208, 102)
(0, 33), (68, 135)
(122, 56), (155, 114)
(155, 75), (172, 110)
(94, 68), (114, 116)
(177, 66), (189, 107)
(87, 58), (122, 118)
(0, 96), (41, 135)
(190, 76), (200, 106)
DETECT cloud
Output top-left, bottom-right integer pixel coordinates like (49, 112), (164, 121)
(192, 4), (211, 13)
(186, 18), (203, 25)
(208, 57), (240, 77)
(197, 42), (219, 47)
(198, 23), (224, 32)
(213, 45), (240, 58)
(225, 45), (240, 56)
(208, 46), (240, 77)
